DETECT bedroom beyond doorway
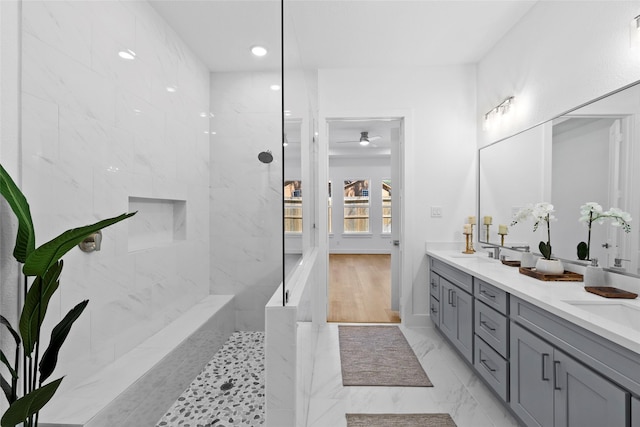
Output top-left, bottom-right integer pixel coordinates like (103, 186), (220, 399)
(328, 254), (400, 323)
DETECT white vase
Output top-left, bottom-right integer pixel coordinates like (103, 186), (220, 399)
(535, 258), (564, 275)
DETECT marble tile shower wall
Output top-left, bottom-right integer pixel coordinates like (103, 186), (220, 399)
(210, 72), (283, 331)
(20, 0), (211, 389)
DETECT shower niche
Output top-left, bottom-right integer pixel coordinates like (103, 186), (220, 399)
(128, 196), (187, 252)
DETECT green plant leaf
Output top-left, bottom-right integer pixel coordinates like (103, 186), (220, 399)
(0, 163), (35, 263)
(23, 212), (136, 277)
(0, 351), (17, 381)
(38, 300), (88, 384)
(19, 261), (63, 356)
(1, 373), (12, 404)
(0, 315), (21, 346)
(539, 241), (552, 260)
(0, 377), (63, 427)
(577, 242), (588, 260)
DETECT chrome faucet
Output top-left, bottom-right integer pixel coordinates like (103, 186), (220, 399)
(482, 245), (500, 259)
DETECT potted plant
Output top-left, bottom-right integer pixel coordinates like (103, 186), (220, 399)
(577, 202), (632, 260)
(511, 202), (564, 274)
(0, 164), (135, 427)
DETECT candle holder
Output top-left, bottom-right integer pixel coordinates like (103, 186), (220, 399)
(485, 224), (491, 242)
(462, 232), (475, 254)
(470, 224), (475, 251)
(498, 232), (506, 246)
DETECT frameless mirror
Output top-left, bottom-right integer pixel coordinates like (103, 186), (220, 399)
(479, 82), (640, 276)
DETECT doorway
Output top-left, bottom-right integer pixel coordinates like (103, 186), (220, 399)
(326, 118), (403, 323)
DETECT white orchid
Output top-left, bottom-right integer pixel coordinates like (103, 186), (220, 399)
(577, 202), (632, 260)
(511, 202), (555, 260)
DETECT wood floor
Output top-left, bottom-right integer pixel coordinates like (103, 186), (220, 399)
(328, 253), (400, 323)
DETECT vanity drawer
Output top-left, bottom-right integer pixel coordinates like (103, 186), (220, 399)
(475, 300), (508, 357)
(430, 258), (473, 294)
(474, 278), (508, 314)
(430, 295), (440, 328)
(429, 272), (440, 301)
(474, 335), (509, 401)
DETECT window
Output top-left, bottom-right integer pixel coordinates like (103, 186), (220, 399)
(382, 179), (391, 233)
(284, 180), (302, 233)
(343, 179), (369, 233)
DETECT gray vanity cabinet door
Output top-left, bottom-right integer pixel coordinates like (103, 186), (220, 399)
(510, 322), (554, 427)
(553, 351), (627, 427)
(439, 279), (455, 335)
(439, 278), (473, 363)
(632, 396), (640, 427)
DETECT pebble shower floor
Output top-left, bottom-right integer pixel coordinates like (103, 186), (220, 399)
(156, 331), (265, 427)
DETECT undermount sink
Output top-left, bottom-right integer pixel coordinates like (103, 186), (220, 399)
(563, 300), (640, 333)
(448, 254), (496, 261)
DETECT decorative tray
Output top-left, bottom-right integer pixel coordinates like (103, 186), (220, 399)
(501, 260), (521, 267)
(518, 267), (584, 282)
(584, 286), (638, 299)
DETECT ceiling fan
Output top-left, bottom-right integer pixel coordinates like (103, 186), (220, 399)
(335, 131), (381, 146)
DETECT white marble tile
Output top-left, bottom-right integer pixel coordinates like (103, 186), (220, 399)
(304, 324), (520, 427)
(22, 0), (92, 69)
(22, 32), (116, 125)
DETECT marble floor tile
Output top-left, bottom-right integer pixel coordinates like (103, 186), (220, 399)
(305, 324), (519, 427)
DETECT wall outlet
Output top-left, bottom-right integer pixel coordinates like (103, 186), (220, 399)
(431, 206), (443, 218)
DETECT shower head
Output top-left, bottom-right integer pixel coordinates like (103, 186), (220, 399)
(258, 150), (273, 164)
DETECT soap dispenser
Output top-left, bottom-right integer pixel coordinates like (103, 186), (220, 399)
(584, 258), (605, 287)
(520, 247), (536, 268)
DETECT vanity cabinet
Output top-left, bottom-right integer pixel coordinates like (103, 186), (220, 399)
(473, 279), (509, 401)
(430, 259), (473, 363)
(439, 276), (474, 363)
(511, 322), (627, 427)
(429, 275), (440, 328)
(427, 255), (640, 427)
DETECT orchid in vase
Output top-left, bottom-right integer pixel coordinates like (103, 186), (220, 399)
(511, 202), (556, 260)
(577, 202), (632, 260)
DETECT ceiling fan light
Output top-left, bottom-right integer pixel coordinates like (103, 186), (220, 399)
(359, 139), (370, 146)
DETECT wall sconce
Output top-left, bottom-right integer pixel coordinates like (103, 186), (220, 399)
(484, 96), (515, 130)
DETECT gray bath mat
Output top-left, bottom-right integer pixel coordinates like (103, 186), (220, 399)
(338, 325), (432, 386)
(346, 413), (457, 426)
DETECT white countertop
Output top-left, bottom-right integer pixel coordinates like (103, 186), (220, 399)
(426, 248), (640, 355)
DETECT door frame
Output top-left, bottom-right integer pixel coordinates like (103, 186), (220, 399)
(314, 109), (415, 325)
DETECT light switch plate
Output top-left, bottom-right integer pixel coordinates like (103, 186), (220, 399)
(431, 206), (443, 218)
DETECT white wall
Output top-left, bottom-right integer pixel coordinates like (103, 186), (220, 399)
(319, 66), (477, 321)
(329, 156), (391, 253)
(477, 1), (640, 147)
(8, 0), (211, 390)
(210, 71), (282, 331)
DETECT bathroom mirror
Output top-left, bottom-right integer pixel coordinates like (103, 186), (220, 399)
(479, 81), (640, 276)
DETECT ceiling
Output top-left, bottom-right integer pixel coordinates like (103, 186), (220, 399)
(150, 0), (537, 153)
(150, 0), (537, 72)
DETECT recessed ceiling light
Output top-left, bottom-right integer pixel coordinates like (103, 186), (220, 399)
(118, 49), (136, 60)
(166, 85), (177, 93)
(270, 84), (281, 91)
(251, 45), (268, 57)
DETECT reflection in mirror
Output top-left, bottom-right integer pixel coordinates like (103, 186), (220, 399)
(479, 82), (640, 277)
(284, 119), (303, 276)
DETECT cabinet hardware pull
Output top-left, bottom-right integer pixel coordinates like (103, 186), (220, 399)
(554, 361), (561, 390)
(431, 280), (437, 289)
(448, 288), (452, 305)
(480, 320), (496, 332)
(480, 358), (496, 372)
(480, 289), (496, 299)
(451, 290), (456, 307)
(541, 353), (549, 381)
